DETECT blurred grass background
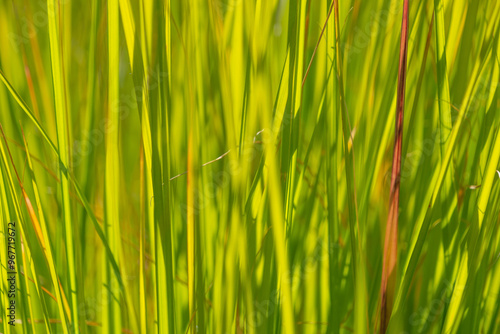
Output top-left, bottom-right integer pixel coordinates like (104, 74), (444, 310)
(0, 0), (499, 333)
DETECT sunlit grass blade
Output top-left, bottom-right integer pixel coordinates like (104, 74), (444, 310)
(45, 0), (80, 331)
(390, 20), (499, 332)
(103, 0), (123, 332)
(20, 128), (71, 332)
(333, 1), (367, 332)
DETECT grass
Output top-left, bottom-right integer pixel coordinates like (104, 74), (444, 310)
(0, 0), (499, 333)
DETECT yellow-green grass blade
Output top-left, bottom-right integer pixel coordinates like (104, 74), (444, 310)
(103, 0), (123, 332)
(263, 110), (296, 334)
(389, 24), (498, 332)
(21, 130), (69, 333)
(45, 0), (80, 331)
(325, 0), (341, 331)
(0, 130), (53, 333)
(434, 0), (459, 264)
(0, 12), (125, 314)
(119, 0), (136, 68)
(0, 156), (15, 334)
(0, 202), (9, 334)
(283, 0), (307, 234)
(19, 230), (39, 334)
(443, 55), (500, 334)
(140, 2), (177, 333)
(139, 143), (147, 334)
(333, 1), (368, 333)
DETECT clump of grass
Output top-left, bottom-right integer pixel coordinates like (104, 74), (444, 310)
(0, 0), (500, 333)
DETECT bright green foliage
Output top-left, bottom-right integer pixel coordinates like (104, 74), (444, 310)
(0, 0), (499, 333)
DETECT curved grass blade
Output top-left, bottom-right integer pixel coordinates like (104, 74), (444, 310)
(0, 55), (124, 301)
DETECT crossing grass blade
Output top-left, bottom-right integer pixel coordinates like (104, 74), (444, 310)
(20, 128), (70, 333)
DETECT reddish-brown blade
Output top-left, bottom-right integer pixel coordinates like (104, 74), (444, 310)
(380, 0), (409, 333)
